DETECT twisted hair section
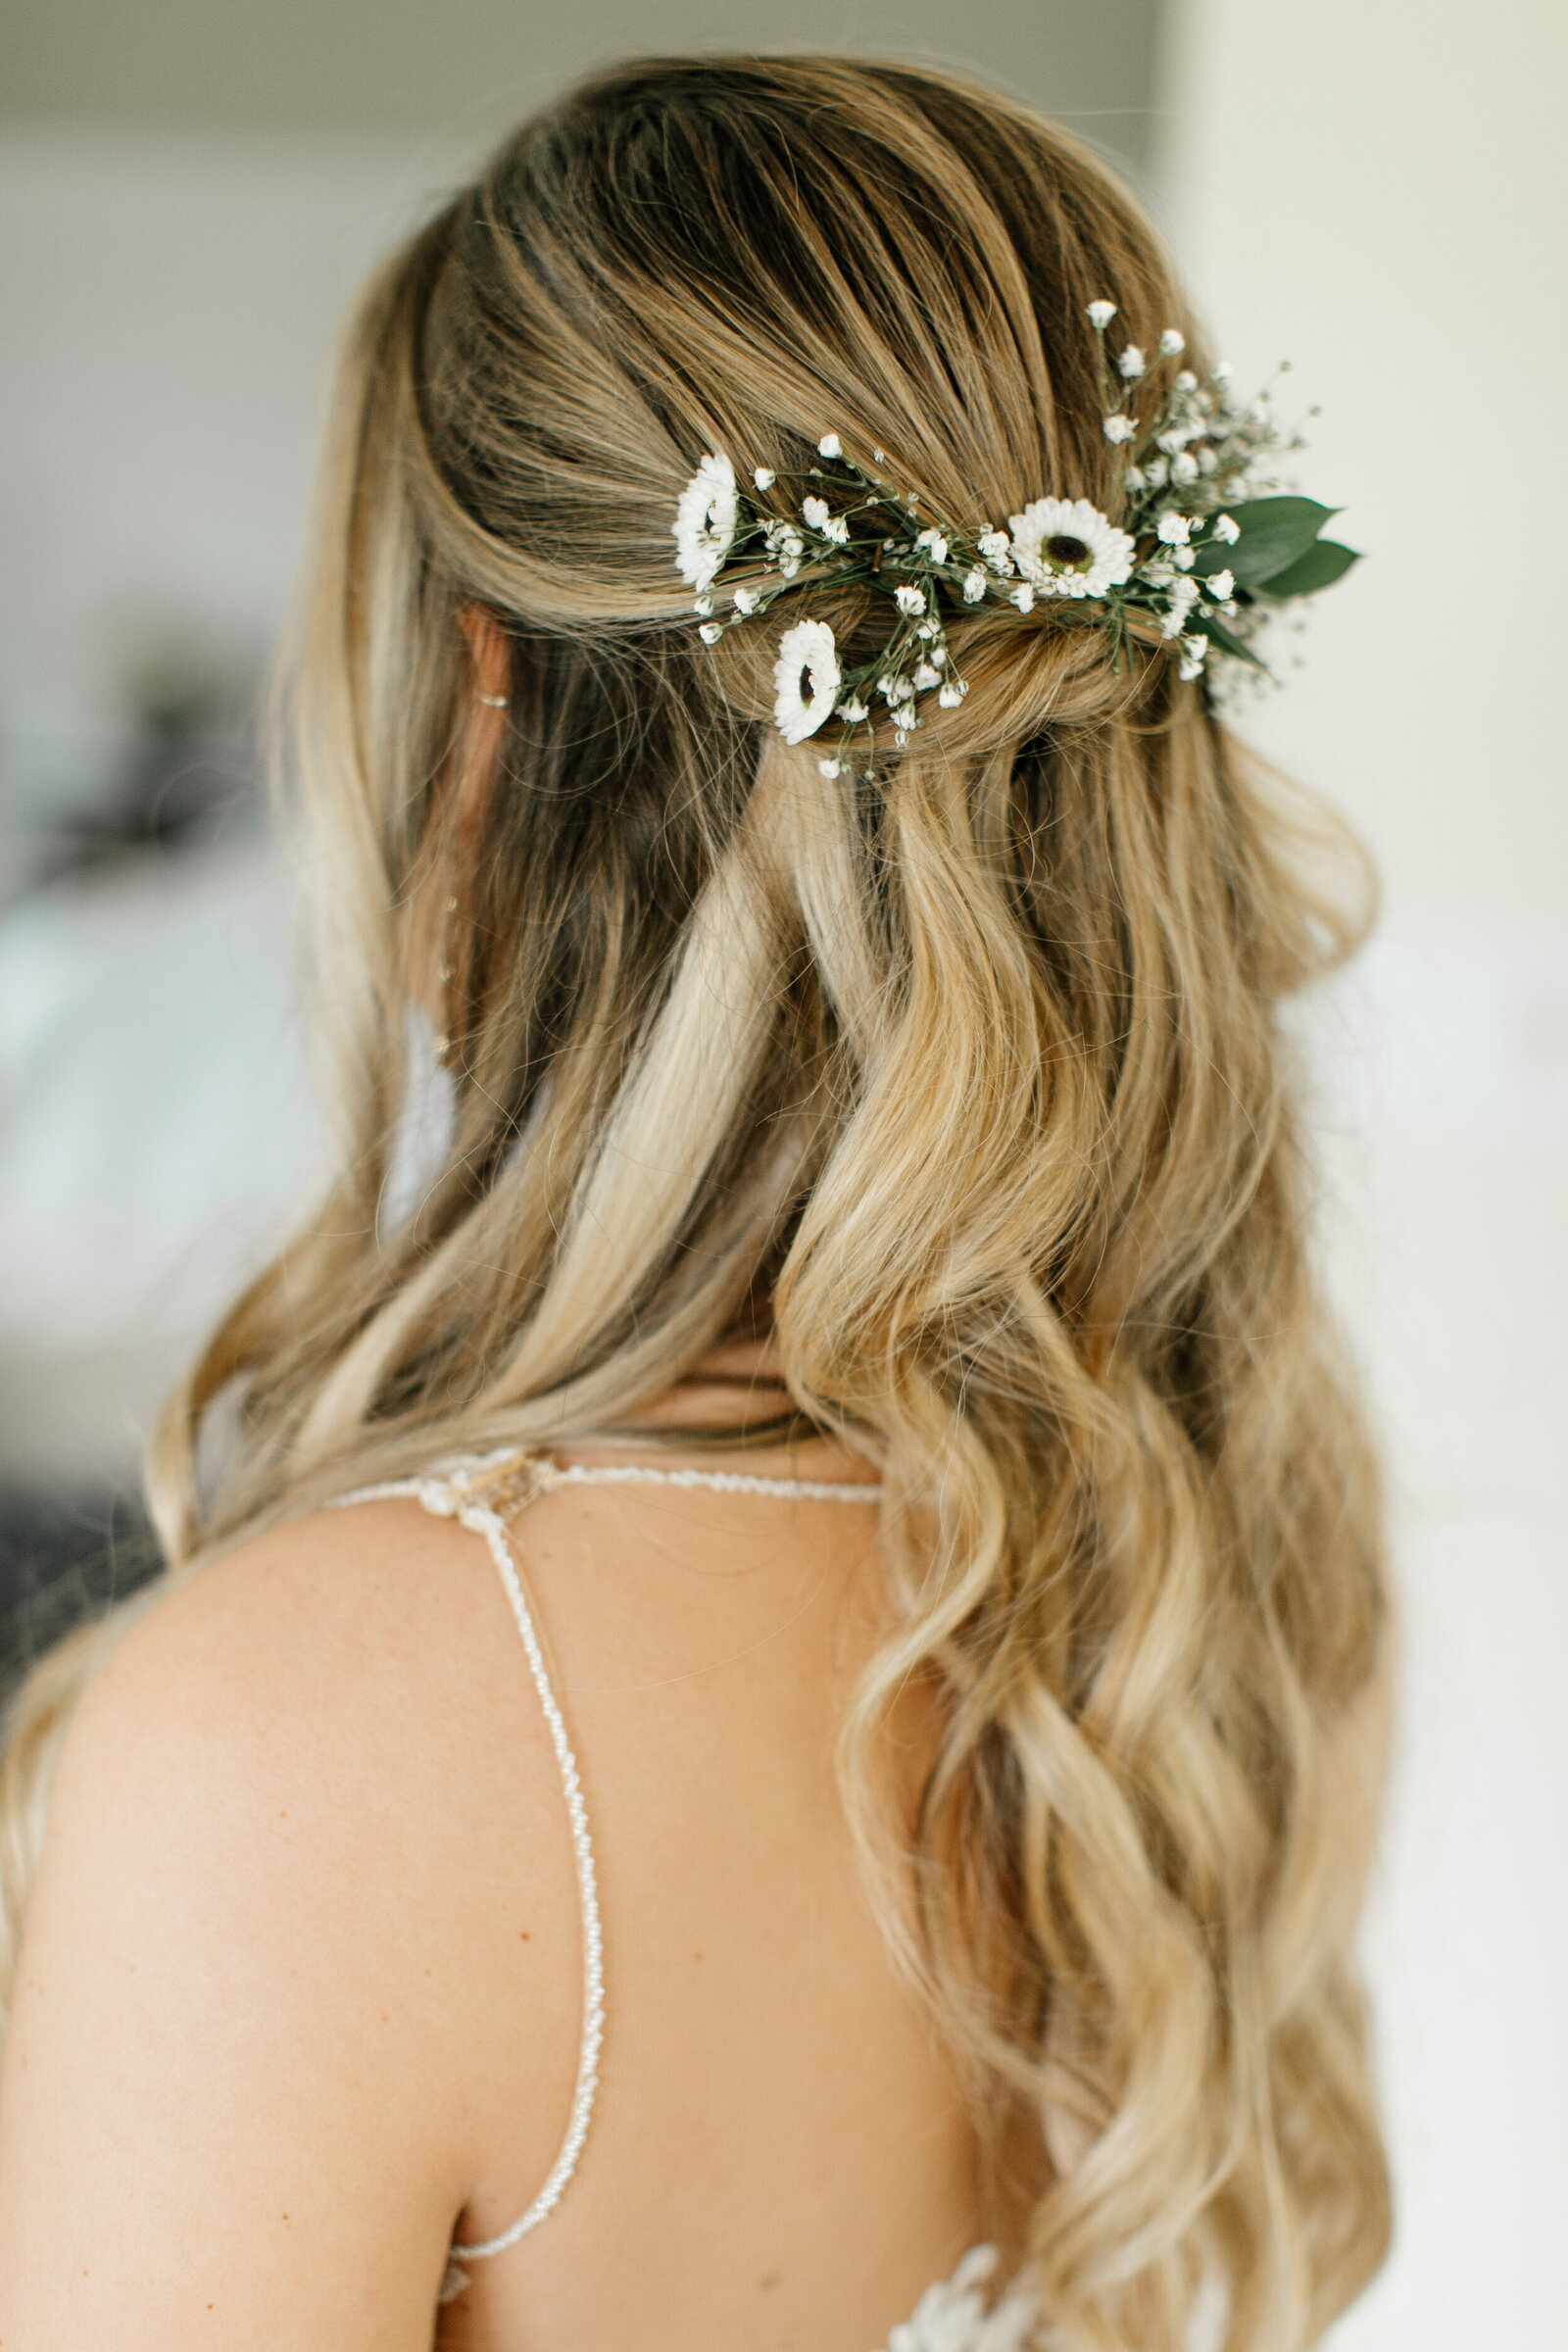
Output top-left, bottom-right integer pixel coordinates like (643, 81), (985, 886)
(0, 58), (1389, 2350)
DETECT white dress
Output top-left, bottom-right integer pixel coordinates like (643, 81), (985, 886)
(335, 1447), (1038, 2351)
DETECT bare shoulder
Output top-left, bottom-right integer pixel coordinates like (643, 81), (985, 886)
(0, 1496), (581, 2346)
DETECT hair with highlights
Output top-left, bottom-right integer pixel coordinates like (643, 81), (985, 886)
(1, 58), (1390, 2350)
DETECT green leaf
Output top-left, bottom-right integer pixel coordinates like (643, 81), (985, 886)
(1192, 497), (1340, 586)
(1255, 537), (1361, 599)
(1186, 611), (1269, 669)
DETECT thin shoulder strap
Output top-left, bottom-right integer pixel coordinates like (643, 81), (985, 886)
(331, 1453), (603, 2291)
(331, 1444), (881, 2295)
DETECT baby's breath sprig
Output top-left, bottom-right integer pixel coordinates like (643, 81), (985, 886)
(671, 319), (1359, 773)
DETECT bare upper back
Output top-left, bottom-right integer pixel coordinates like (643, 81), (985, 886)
(0, 1430), (983, 2352)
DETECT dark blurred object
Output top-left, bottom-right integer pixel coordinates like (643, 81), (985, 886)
(31, 640), (263, 892)
(0, 1483), (162, 1691)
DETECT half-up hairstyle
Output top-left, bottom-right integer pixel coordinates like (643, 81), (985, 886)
(0, 57), (1391, 2351)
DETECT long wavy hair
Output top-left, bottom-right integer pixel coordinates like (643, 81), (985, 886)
(0, 56), (1391, 2351)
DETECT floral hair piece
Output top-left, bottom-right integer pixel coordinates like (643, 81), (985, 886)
(672, 305), (1359, 780)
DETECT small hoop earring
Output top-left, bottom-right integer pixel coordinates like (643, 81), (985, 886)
(476, 692), (510, 709)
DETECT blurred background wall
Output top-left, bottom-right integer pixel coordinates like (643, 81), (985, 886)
(0, 3), (1563, 2345)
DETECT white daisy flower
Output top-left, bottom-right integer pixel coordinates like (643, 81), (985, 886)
(772, 619), (841, 744)
(699, 621), (723, 645)
(822, 515), (850, 544)
(961, 567), (987, 603)
(938, 680), (968, 709)
(1156, 512), (1192, 545)
(802, 495), (831, 529)
(732, 586), (759, 615)
(977, 530), (1013, 575)
(1011, 582), (1036, 613)
(895, 584), (926, 616)
(817, 432), (843, 459)
(1205, 568), (1235, 602)
(1159, 328), (1186, 357)
(1008, 496), (1137, 600)
(836, 698), (869, 723)
(912, 662), (942, 690)
(1102, 415), (1137, 445)
(753, 466), (776, 490)
(915, 527), (950, 564)
(1118, 345), (1147, 380)
(1213, 513), (1241, 544)
(672, 453), (739, 591)
(1087, 299), (1117, 329)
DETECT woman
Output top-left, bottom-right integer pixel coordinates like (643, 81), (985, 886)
(0, 57), (1390, 2352)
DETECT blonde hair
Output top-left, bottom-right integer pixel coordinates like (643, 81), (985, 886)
(0, 58), (1390, 2349)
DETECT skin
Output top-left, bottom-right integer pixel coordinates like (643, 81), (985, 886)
(0, 1403), (982, 2351)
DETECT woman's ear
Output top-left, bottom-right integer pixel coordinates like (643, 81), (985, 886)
(409, 607), (513, 1030)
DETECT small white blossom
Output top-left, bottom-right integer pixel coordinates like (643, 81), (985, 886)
(817, 757), (842, 777)
(930, 644), (948, 666)
(977, 530), (1013, 575)
(1159, 577), (1200, 637)
(1174, 369), (1198, 392)
(1011, 582), (1037, 613)
(1178, 632), (1209, 681)
(1087, 299), (1117, 330)
(1102, 415), (1137, 445)
(1156, 512), (1192, 545)
(822, 515), (850, 544)
(672, 451), (739, 591)
(699, 621), (723, 645)
(1123, 465), (1147, 491)
(912, 662), (942, 690)
(772, 619), (841, 743)
(938, 680), (968, 708)
(732, 586), (759, 615)
(1118, 345), (1147, 380)
(881, 673), (914, 706)
(753, 466), (776, 490)
(1213, 513), (1241, 544)
(817, 432), (843, 459)
(1173, 545), (1196, 570)
(961, 566), (987, 602)
(1212, 360), (1234, 383)
(802, 495), (831, 529)
(873, 448), (885, 462)
(1143, 456), (1168, 488)
(1197, 446), (1217, 474)
(1205, 568), (1235, 602)
(694, 594), (714, 615)
(915, 527), (950, 564)
(1170, 451), (1200, 485)
(837, 698), (869, 723)
(1155, 423), (1196, 454)
(895, 584), (926, 616)
(915, 617), (939, 640)
(1159, 328), (1186, 357)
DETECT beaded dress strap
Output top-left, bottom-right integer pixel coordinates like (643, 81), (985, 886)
(329, 1444), (882, 2297)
